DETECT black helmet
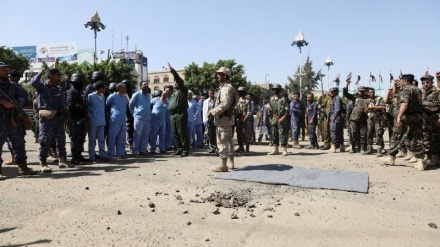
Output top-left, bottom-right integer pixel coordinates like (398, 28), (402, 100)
(70, 73), (86, 83)
(109, 82), (117, 90)
(152, 89), (162, 98)
(91, 71), (105, 81)
(122, 79), (130, 86)
(271, 84), (282, 90)
(237, 87), (247, 92)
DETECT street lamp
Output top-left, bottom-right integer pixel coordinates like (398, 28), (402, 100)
(84, 11), (105, 66)
(324, 56), (334, 89)
(291, 30), (308, 99)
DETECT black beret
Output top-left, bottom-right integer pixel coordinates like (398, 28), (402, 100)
(400, 74), (414, 82)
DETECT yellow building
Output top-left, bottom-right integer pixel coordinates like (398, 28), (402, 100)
(147, 69), (185, 90)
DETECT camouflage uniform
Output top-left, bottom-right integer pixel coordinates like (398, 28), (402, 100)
(210, 81), (236, 159)
(235, 97), (251, 150)
(269, 95), (289, 148)
(388, 84), (423, 158)
(318, 97), (332, 148)
(368, 96), (386, 149)
(343, 88), (368, 152)
(422, 86), (440, 157)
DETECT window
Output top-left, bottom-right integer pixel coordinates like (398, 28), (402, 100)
(154, 76), (160, 84)
(163, 75), (169, 83)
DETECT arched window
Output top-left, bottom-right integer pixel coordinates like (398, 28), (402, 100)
(154, 76), (160, 84)
(163, 75), (169, 83)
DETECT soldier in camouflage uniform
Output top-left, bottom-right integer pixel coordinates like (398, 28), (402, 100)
(235, 87), (251, 153)
(318, 94), (332, 150)
(420, 75), (440, 167)
(0, 62), (37, 180)
(344, 84), (368, 153)
(267, 84), (289, 156)
(381, 74), (425, 170)
(365, 88), (386, 156)
(32, 68), (70, 172)
(209, 67), (236, 172)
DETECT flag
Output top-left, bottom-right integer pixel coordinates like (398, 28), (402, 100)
(379, 74), (383, 84)
(100, 50), (105, 54)
(390, 73), (394, 82)
(120, 48), (125, 53)
(370, 72), (376, 82)
(355, 72), (361, 85)
(425, 67), (429, 76)
(333, 73), (340, 86)
(400, 69), (403, 76)
(346, 72), (352, 82)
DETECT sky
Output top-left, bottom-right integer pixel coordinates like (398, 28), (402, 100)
(2, 0), (440, 92)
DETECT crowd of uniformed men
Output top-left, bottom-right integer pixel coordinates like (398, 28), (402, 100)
(0, 60), (439, 180)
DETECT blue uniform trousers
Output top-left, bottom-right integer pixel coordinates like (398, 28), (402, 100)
(39, 115), (66, 160)
(150, 119), (166, 152)
(108, 123), (127, 157)
(132, 119), (150, 155)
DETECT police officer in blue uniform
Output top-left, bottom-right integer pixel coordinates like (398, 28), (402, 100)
(0, 62), (37, 180)
(328, 87), (343, 153)
(32, 68), (71, 172)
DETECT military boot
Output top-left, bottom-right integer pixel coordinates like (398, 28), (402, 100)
(426, 155), (440, 167)
(320, 144), (330, 150)
(360, 145), (367, 154)
(268, 146), (280, 155)
(376, 147), (383, 157)
(58, 157), (68, 168)
(282, 147), (288, 156)
(235, 146), (244, 153)
(3, 154), (15, 165)
(349, 143), (356, 154)
(227, 157), (234, 170)
(211, 158), (228, 172)
(18, 164), (38, 176)
(0, 166), (6, 181)
(40, 160), (52, 173)
(293, 141), (301, 149)
(173, 150), (183, 156)
(396, 150), (406, 158)
(328, 144), (337, 153)
(402, 151), (413, 161)
(381, 156), (396, 166)
(245, 145), (250, 153)
(362, 145), (372, 155)
(415, 159), (426, 171)
(339, 144), (346, 152)
(408, 156), (418, 163)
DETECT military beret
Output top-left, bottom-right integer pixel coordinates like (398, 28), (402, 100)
(329, 87), (339, 92)
(358, 86), (366, 91)
(420, 75), (434, 81)
(400, 74), (414, 82)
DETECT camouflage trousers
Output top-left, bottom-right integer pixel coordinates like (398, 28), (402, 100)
(389, 114), (423, 158)
(216, 126), (234, 159)
(367, 115), (386, 148)
(319, 118), (330, 145)
(422, 114), (440, 156)
(350, 120), (367, 147)
(236, 120), (251, 146)
(271, 123), (288, 147)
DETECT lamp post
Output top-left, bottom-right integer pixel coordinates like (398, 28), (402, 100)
(291, 30), (308, 99)
(324, 56), (334, 89)
(84, 11), (105, 67)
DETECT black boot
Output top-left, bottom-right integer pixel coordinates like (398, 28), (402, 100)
(349, 143), (356, 154)
(363, 145), (373, 155)
(235, 146), (244, 152)
(245, 145), (249, 153)
(173, 150), (183, 156)
(180, 151), (189, 157)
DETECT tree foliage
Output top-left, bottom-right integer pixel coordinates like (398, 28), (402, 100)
(184, 59), (249, 96)
(287, 56), (321, 100)
(0, 46), (30, 75)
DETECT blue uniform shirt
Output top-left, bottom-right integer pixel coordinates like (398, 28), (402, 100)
(151, 97), (169, 122)
(187, 99), (197, 123)
(306, 101), (318, 123)
(106, 92), (128, 125)
(31, 73), (66, 111)
(290, 100), (305, 121)
(87, 92), (106, 127)
(330, 95), (343, 120)
(129, 91), (151, 121)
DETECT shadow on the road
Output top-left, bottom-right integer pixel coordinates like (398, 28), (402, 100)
(3, 239), (52, 247)
(0, 227), (17, 234)
(79, 165), (140, 173)
(292, 152), (328, 156)
(237, 164), (292, 171)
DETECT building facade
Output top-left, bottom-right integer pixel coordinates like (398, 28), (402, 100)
(147, 69), (185, 90)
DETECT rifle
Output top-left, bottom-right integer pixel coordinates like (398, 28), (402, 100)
(0, 89), (33, 128)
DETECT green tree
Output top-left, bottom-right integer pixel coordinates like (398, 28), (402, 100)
(287, 56), (321, 100)
(246, 83), (263, 105)
(184, 59), (249, 95)
(0, 46), (30, 75)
